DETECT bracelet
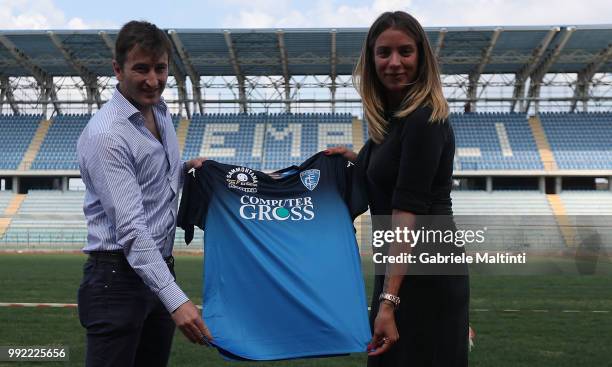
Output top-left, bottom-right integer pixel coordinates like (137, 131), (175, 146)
(379, 292), (400, 309)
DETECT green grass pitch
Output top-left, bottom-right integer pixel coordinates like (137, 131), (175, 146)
(1, 253), (611, 367)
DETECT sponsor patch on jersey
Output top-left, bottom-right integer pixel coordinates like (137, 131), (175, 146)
(226, 167), (259, 193)
(239, 195), (315, 221)
(300, 169), (320, 191)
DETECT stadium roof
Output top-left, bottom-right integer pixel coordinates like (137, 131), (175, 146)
(1, 25), (611, 78)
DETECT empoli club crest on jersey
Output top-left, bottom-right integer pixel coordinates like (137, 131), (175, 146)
(300, 169), (320, 191)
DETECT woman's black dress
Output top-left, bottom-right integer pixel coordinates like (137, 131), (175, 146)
(362, 106), (469, 367)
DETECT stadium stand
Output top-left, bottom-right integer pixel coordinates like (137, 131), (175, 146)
(1, 191), (85, 248)
(0, 192), (14, 213)
(3, 187), (611, 251)
(540, 112), (612, 170)
(451, 191), (553, 215)
(451, 191), (565, 251)
(184, 112), (354, 170)
(261, 112), (353, 170)
(31, 114), (90, 170)
(17, 190), (83, 215)
(1, 112), (610, 173)
(0, 191), (204, 249)
(452, 112), (543, 171)
(559, 191), (612, 215)
(0, 110), (610, 251)
(0, 114), (42, 170)
(185, 113), (267, 170)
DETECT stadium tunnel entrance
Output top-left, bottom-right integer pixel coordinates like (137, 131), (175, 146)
(493, 177), (540, 191)
(562, 177), (599, 191)
(18, 177), (62, 194)
(545, 177), (556, 194)
(453, 177), (486, 190)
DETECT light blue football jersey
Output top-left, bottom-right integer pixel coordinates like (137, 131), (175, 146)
(178, 153), (371, 361)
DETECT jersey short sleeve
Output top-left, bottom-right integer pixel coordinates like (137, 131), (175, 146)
(177, 161), (214, 244)
(330, 154), (369, 221)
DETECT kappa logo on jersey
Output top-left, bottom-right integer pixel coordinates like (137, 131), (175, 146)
(226, 167), (259, 193)
(300, 169), (320, 191)
(239, 195), (315, 221)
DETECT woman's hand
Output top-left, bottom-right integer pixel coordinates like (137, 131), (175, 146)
(323, 146), (358, 163)
(367, 302), (399, 356)
(185, 157), (206, 170)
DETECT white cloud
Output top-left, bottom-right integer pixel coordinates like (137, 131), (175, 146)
(220, 0), (612, 29)
(230, 10), (277, 28)
(413, 0), (612, 27)
(221, 0), (414, 28)
(0, 0), (116, 29)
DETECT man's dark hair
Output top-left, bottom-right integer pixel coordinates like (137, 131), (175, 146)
(115, 20), (172, 68)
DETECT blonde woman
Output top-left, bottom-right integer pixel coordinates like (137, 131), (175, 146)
(325, 11), (469, 367)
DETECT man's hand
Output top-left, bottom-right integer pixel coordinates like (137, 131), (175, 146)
(367, 302), (399, 356)
(323, 146), (358, 163)
(185, 157), (206, 171)
(171, 300), (212, 345)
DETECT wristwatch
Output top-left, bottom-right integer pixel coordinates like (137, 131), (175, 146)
(379, 292), (400, 309)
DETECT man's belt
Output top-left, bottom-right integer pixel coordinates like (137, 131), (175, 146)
(88, 251), (174, 267)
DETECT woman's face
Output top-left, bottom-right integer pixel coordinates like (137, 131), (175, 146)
(373, 27), (419, 94)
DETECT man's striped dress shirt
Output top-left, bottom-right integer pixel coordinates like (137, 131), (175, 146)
(77, 87), (188, 312)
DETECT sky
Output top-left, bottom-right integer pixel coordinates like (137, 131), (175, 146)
(0, 0), (611, 30)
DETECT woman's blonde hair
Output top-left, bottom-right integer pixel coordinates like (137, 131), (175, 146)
(354, 11), (449, 143)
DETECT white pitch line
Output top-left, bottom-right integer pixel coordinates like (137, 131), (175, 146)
(0, 302), (77, 308)
(0, 302), (206, 310)
(0, 303), (610, 315)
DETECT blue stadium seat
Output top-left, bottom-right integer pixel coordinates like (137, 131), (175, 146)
(540, 112), (612, 170)
(451, 112), (543, 171)
(31, 114), (91, 170)
(0, 114), (43, 170)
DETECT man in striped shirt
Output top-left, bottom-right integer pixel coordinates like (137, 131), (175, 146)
(76, 21), (209, 367)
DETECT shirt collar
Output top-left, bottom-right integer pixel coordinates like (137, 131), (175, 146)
(111, 85), (169, 121)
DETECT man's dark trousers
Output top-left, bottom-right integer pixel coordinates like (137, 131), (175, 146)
(78, 253), (176, 367)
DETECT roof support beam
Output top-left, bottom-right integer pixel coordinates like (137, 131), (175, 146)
(0, 76), (19, 114)
(526, 26), (576, 113)
(48, 31), (101, 113)
(98, 31), (115, 57)
(511, 27), (559, 112)
(276, 30), (291, 112)
(434, 28), (447, 59)
(41, 75), (60, 116)
(168, 30), (203, 116)
(224, 30), (247, 113)
(171, 65), (190, 118)
(0, 33), (61, 115)
(570, 43), (612, 112)
(330, 29), (337, 113)
(466, 27), (502, 112)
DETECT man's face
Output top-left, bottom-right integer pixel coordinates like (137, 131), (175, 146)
(113, 45), (168, 108)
